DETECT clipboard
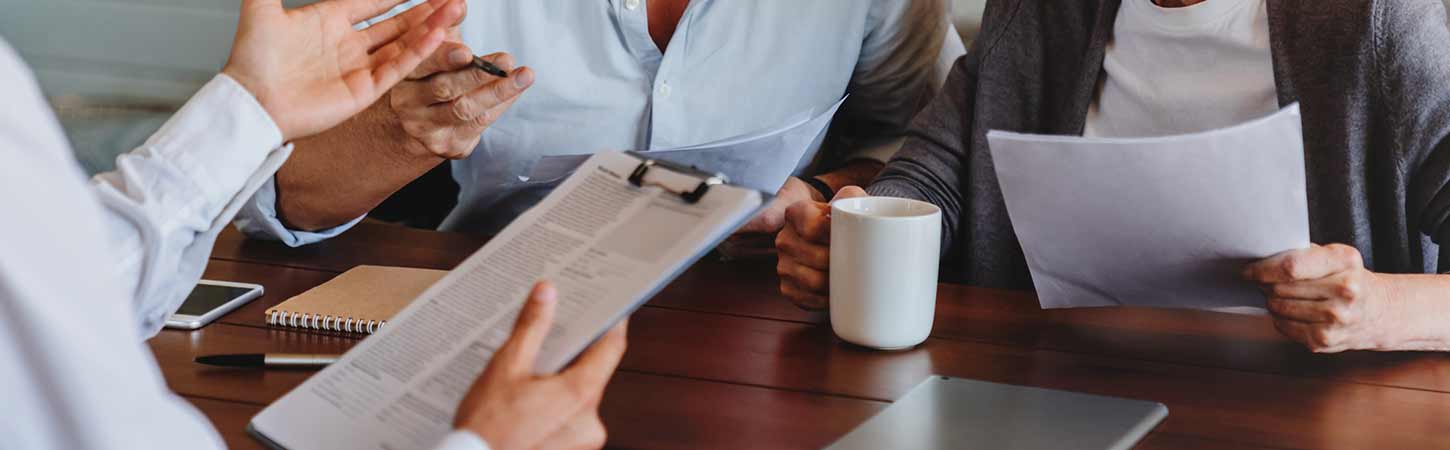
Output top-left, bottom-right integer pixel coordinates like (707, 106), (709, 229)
(249, 151), (771, 450)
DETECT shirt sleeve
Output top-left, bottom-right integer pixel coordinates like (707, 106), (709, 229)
(0, 38), (227, 450)
(232, 175), (365, 248)
(815, 0), (967, 169)
(88, 73), (294, 338)
(431, 430), (492, 450)
(1377, 1), (1450, 258)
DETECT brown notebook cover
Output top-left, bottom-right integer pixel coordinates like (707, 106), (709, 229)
(264, 265), (447, 334)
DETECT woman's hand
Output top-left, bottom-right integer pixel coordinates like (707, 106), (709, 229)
(453, 282), (628, 450)
(1241, 243), (1450, 353)
(222, 0), (463, 141)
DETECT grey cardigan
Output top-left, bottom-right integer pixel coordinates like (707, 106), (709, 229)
(868, 0), (1450, 288)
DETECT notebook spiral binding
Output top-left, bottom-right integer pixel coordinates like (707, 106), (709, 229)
(267, 309), (387, 334)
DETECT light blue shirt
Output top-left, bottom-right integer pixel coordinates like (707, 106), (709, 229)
(237, 0), (965, 243)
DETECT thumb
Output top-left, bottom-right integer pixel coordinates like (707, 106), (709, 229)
(833, 186), (869, 201)
(493, 281), (558, 377)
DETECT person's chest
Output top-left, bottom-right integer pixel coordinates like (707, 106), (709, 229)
(457, 0), (875, 163)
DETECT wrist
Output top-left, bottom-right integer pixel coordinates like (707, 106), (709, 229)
(1376, 274), (1450, 351)
(799, 176), (834, 202)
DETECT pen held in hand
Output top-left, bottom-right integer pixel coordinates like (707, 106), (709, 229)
(472, 56), (510, 78)
(195, 353), (340, 369)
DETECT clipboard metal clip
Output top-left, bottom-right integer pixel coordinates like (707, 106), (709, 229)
(625, 151), (729, 204)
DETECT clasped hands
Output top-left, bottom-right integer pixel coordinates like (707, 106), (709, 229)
(775, 189), (1425, 353)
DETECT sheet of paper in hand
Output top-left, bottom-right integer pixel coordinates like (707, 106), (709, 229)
(987, 104), (1310, 312)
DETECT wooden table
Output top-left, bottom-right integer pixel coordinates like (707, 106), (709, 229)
(150, 222), (1450, 449)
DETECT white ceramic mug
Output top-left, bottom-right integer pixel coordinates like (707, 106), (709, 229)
(829, 196), (941, 350)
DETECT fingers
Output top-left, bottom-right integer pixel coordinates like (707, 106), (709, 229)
(411, 53), (517, 105)
(1265, 297), (1338, 323)
(409, 41), (477, 80)
(366, 28), (447, 98)
(494, 282), (559, 377)
(835, 185), (869, 200)
(777, 257), (827, 294)
(1265, 271), (1364, 301)
(780, 280), (829, 310)
(429, 67), (534, 126)
(775, 226), (829, 270)
(1272, 319), (1341, 353)
(361, 0), (452, 51)
(562, 320), (628, 398)
(784, 200), (832, 245)
(736, 201), (786, 235)
(1244, 244), (1363, 283)
(335, 0), (417, 24)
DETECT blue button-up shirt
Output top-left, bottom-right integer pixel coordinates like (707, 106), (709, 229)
(237, 0), (965, 242)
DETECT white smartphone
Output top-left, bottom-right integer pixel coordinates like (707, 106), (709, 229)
(164, 280), (265, 330)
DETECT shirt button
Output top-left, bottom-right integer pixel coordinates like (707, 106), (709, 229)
(625, 0), (640, 10)
(657, 83), (672, 99)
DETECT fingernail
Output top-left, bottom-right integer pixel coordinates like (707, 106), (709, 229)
(513, 68), (534, 88)
(449, 49), (470, 65)
(534, 284), (557, 304)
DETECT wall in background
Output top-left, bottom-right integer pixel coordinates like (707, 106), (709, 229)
(0, 0), (313, 103)
(3, 0), (1444, 103)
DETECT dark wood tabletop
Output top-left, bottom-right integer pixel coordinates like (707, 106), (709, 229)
(151, 221), (1450, 450)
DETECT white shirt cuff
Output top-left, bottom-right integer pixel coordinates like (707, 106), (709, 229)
(233, 175), (364, 247)
(432, 430), (492, 450)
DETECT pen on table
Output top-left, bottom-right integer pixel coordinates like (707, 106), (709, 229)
(194, 353), (340, 369)
(471, 55), (510, 78)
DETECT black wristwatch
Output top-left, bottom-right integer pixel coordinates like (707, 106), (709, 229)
(801, 176), (835, 201)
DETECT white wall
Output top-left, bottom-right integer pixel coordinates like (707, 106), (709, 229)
(0, 0), (313, 103)
(2, 0), (1443, 103)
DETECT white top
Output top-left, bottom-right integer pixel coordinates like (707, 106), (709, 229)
(0, 39), (484, 450)
(1084, 0), (1278, 138)
(236, 0), (968, 241)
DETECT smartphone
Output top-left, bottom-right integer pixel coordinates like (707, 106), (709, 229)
(164, 280), (265, 330)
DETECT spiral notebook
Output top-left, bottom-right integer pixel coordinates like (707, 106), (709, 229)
(264, 265), (447, 334)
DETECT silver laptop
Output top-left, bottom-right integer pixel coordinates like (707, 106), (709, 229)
(825, 376), (1168, 450)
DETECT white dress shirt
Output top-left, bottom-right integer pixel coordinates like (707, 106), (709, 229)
(1084, 0), (1278, 138)
(0, 39), (486, 450)
(237, 0), (968, 241)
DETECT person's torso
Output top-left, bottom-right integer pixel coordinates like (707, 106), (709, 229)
(947, 0), (1434, 288)
(445, 0), (882, 233)
(1085, 0), (1277, 137)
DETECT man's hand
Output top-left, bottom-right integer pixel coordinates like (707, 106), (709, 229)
(389, 43), (534, 160)
(454, 282), (626, 450)
(736, 177), (825, 235)
(1243, 244), (1404, 353)
(774, 186), (869, 310)
(222, 0), (462, 141)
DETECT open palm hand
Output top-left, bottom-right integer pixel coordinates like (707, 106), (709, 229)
(222, 0), (462, 140)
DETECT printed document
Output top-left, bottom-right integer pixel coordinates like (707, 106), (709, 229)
(249, 151), (766, 450)
(527, 97), (846, 193)
(987, 104), (1310, 311)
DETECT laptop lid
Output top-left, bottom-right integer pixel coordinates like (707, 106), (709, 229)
(826, 375), (1168, 450)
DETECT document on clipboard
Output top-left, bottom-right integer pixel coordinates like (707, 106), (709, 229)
(248, 151), (770, 450)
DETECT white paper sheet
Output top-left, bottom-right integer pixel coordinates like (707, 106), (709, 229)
(987, 104), (1310, 311)
(526, 97), (846, 193)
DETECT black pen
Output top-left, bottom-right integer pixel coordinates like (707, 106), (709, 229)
(195, 353), (340, 368)
(471, 55), (509, 78)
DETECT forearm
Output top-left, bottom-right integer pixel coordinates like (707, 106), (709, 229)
(1380, 273), (1450, 351)
(275, 97), (445, 231)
